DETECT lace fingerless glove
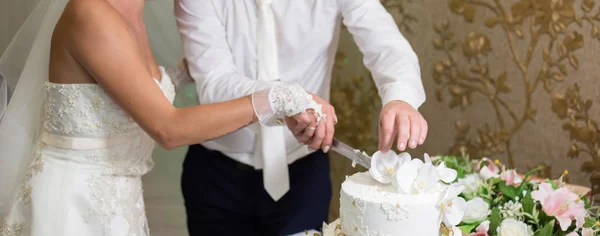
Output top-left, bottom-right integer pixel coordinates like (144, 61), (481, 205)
(252, 84), (323, 126)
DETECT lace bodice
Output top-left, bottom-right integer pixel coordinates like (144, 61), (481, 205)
(40, 67), (175, 176)
(43, 67), (175, 137)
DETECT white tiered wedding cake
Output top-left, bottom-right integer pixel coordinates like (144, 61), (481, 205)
(322, 152), (467, 236)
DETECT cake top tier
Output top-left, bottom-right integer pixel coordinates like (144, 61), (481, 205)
(342, 171), (443, 204)
(357, 151), (469, 230)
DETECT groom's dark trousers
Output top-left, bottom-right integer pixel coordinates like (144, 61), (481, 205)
(181, 144), (332, 236)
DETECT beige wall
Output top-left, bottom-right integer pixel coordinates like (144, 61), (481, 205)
(328, 0), (600, 220)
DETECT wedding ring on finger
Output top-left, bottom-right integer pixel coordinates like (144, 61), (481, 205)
(315, 113), (327, 126)
(306, 126), (317, 131)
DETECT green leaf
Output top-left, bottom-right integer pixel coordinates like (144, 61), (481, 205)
(457, 168), (466, 179)
(459, 222), (479, 233)
(498, 181), (517, 199)
(536, 220), (554, 236)
(548, 180), (559, 190)
(538, 210), (553, 227)
(582, 195), (591, 208)
(489, 208), (501, 236)
(522, 192), (535, 214)
(584, 217), (596, 228)
(517, 183), (531, 196)
(489, 177), (502, 185)
(553, 231), (567, 236)
(518, 166), (544, 189)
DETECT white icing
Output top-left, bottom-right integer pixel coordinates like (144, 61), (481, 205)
(340, 172), (444, 236)
(380, 202), (409, 221)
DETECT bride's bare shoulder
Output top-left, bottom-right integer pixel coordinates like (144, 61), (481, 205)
(59, 0), (130, 39)
(56, 0), (136, 57)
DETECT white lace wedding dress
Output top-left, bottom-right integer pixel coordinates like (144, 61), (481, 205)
(1, 67), (175, 236)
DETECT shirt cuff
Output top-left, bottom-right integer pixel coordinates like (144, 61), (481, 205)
(381, 83), (425, 110)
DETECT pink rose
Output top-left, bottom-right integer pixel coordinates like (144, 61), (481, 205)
(500, 169), (522, 185)
(531, 183), (587, 231)
(467, 220), (490, 236)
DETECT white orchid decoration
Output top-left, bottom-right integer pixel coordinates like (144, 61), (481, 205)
(426, 153), (458, 183)
(393, 158), (425, 194)
(369, 151), (408, 183)
(411, 159), (440, 194)
(369, 151), (461, 195)
(438, 184), (467, 227)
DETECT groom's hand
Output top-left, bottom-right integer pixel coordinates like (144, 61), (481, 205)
(285, 111), (316, 143)
(378, 100), (428, 152)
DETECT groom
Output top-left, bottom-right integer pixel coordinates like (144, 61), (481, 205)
(175, 0), (428, 235)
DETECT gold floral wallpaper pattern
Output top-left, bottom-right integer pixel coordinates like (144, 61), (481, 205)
(328, 0), (600, 220)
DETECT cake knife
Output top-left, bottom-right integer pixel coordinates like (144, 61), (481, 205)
(330, 139), (371, 169)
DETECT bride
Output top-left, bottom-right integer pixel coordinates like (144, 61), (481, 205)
(0, 0), (331, 235)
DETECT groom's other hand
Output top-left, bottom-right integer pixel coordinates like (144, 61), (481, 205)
(378, 100), (428, 152)
(307, 94), (336, 153)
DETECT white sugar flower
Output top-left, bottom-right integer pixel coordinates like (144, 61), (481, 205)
(369, 151), (408, 183)
(438, 184), (467, 227)
(425, 153), (458, 183)
(393, 155), (443, 194)
(393, 158), (422, 194)
(413, 160), (440, 194)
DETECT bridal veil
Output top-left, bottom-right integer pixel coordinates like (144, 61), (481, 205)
(0, 0), (68, 220)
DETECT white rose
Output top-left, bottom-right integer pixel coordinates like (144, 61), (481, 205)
(458, 174), (483, 196)
(462, 197), (490, 223)
(496, 219), (533, 236)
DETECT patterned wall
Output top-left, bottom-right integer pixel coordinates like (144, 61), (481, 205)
(328, 0), (600, 220)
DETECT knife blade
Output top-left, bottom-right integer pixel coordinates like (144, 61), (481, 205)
(330, 139), (371, 169)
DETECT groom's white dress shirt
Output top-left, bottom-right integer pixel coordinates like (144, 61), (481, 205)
(175, 0), (426, 169)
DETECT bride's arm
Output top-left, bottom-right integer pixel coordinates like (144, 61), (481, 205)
(65, 3), (316, 150)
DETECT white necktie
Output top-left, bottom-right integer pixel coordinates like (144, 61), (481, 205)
(256, 0), (289, 201)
